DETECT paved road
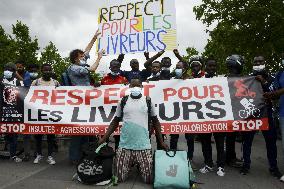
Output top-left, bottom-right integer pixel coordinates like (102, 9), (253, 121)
(0, 134), (284, 189)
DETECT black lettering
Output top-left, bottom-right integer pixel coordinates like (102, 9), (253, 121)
(126, 3), (135, 19)
(71, 107), (87, 122)
(182, 101), (204, 120)
(134, 1), (143, 17)
(205, 100), (226, 119)
(109, 6), (118, 21)
(144, 0), (153, 16)
(28, 109), (37, 121)
(159, 102), (180, 121)
(38, 109), (49, 122)
(49, 111), (63, 122)
(89, 107), (97, 122)
(118, 5), (126, 20)
(100, 8), (109, 23)
(98, 106), (116, 122)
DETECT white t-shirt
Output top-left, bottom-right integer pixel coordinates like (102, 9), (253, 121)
(115, 96), (156, 150)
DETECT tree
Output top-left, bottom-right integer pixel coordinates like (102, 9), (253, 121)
(12, 21), (39, 67)
(194, 0), (284, 74)
(40, 41), (69, 81)
(0, 25), (16, 74)
(183, 47), (199, 61)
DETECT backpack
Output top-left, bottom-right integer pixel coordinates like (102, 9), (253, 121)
(77, 143), (115, 185)
(120, 95), (153, 132)
(61, 67), (72, 86)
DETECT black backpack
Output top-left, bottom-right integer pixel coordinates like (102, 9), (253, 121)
(120, 95), (153, 132)
(77, 143), (115, 185)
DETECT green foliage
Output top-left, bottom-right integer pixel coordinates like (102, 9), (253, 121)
(39, 41), (70, 81)
(182, 47), (199, 61)
(193, 0), (284, 75)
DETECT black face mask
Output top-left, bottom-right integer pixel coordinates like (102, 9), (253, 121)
(252, 69), (267, 77)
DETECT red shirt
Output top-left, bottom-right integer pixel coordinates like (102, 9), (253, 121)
(101, 74), (128, 85)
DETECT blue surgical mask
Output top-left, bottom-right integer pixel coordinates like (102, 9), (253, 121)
(130, 87), (142, 97)
(4, 70), (13, 79)
(175, 69), (183, 78)
(30, 72), (38, 79)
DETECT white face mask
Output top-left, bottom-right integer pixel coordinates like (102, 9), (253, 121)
(3, 70), (13, 79)
(253, 65), (266, 72)
(282, 60), (284, 66)
(175, 69), (183, 78)
(130, 87), (142, 97)
(79, 59), (87, 66)
(161, 67), (171, 71)
(30, 72), (38, 79)
(110, 71), (120, 76)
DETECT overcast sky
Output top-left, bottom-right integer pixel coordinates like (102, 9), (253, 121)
(0, 0), (210, 74)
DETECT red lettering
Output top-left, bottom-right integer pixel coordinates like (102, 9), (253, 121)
(104, 88), (120, 104)
(67, 90), (83, 105)
(119, 87), (129, 98)
(193, 86), (208, 99)
(209, 85), (224, 98)
(51, 90), (67, 105)
(130, 18), (140, 33)
(178, 87), (193, 100)
(29, 90), (49, 105)
(85, 89), (102, 105)
(163, 88), (177, 101)
(144, 84), (155, 96)
(102, 23), (110, 37)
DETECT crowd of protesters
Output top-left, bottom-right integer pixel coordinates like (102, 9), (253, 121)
(1, 29), (284, 184)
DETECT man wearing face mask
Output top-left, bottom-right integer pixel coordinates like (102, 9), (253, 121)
(101, 59), (128, 150)
(225, 55), (244, 168)
(98, 77), (168, 184)
(1, 62), (22, 163)
(198, 59), (226, 176)
(239, 56), (282, 178)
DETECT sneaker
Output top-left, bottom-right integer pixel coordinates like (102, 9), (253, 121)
(240, 166), (249, 175)
(34, 155), (43, 164)
(11, 156), (22, 163)
(269, 168), (282, 179)
(47, 156), (56, 165)
(199, 165), (213, 174)
(280, 175), (284, 182)
(217, 167), (225, 177)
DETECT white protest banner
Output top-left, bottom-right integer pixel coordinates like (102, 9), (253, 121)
(97, 0), (177, 55)
(0, 77), (268, 135)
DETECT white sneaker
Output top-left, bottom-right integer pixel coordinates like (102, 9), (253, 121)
(47, 156), (56, 165)
(280, 175), (284, 182)
(11, 156), (22, 163)
(199, 165), (213, 174)
(217, 167), (225, 177)
(34, 155), (43, 164)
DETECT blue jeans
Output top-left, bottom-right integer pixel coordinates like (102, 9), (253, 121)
(279, 117), (284, 161)
(243, 108), (278, 169)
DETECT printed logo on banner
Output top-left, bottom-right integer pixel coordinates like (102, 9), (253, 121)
(3, 85), (19, 105)
(229, 77), (266, 120)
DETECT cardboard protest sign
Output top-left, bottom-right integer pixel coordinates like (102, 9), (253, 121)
(0, 77), (268, 135)
(97, 0), (177, 55)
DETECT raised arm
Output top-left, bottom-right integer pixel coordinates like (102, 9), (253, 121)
(117, 54), (125, 64)
(89, 49), (105, 72)
(144, 50), (165, 69)
(84, 29), (101, 55)
(173, 49), (189, 68)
